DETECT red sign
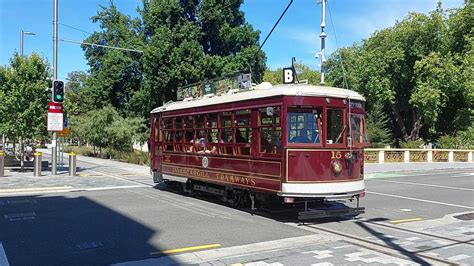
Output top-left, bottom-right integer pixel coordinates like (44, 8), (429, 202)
(48, 101), (63, 113)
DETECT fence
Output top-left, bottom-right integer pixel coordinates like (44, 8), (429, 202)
(364, 149), (473, 163)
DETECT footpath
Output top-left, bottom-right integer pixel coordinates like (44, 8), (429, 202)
(0, 150), (472, 265)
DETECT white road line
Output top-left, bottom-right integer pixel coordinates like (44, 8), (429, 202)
(391, 171), (473, 177)
(367, 179), (474, 191)
(0, 242), (10, 266)
(366, 191), (474, 210)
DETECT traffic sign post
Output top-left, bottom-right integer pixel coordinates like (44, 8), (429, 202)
(47, 101), (63, 175)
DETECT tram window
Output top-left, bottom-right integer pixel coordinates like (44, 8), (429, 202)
(259, 106), (282, 154)
(175, 117), (183, 130)
(162, 118), (172, 129)
(184, 116), (193, 129)
(287, 107), (322, 144)
(235, 109), (250, 126)
(196, 115), (205, 128)
(327, 109), (344, 144)
(206, 113), (218, 128)
(260, 106), (281, 125)
(220, 112), (233, 128)
(348, 114), (368, 146)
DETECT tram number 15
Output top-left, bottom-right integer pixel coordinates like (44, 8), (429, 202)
(331, 151), (342, 160)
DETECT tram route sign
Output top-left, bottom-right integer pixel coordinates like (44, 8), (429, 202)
(176, 72), (252, 100)
(47, 101), (64, 132)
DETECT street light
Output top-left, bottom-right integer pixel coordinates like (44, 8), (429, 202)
(20, 30), (36, 56)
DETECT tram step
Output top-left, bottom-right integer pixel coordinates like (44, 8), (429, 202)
(298, 207), (365, 220)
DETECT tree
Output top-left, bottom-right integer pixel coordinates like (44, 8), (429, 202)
(366, 102), (393, 148)
(327, 2), (472, 143)
(263, 63), (321, 85)
(81, 1), (144, 115)
(0, 53), (50, 169)
(64, 71), (92, 116)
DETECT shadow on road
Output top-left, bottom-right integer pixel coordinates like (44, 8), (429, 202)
(0, 194), (177, 265)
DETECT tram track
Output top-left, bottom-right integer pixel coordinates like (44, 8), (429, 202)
(290, 218), (472, 266)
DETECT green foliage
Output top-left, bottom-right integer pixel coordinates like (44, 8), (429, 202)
(82, 0), (265, 119)
(437, 128), (474, 149)
(366, 102), (393, 148)
(69, 105), (146, 154)
(400, 139), (425, 149)
(64, 145), (150, 165)
(263, 63), (321, 85)
(327, 2), (473, 144)
(0, 53), (50, 142)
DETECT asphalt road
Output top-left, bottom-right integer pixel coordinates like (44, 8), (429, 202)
(0, 156), (472, 265)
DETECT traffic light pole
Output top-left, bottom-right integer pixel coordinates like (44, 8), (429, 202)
(52, 0), (58, 175)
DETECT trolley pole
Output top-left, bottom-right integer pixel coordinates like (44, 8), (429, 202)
(51, 0), (58, 175)
(319, 0), (327, 85)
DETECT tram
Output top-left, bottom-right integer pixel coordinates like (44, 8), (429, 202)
(150, 70), (369, 219)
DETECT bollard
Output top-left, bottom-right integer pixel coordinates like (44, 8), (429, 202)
(0, 151), (5, 177)
(69, 153), (77, 176)
(34, 152), (42, 177)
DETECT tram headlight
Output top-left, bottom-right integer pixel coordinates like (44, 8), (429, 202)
(331, 160), (342, 175)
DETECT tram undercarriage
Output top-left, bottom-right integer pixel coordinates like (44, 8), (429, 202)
(161, 178), (365, 221)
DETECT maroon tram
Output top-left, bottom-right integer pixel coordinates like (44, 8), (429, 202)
(149, 73), (369, 219)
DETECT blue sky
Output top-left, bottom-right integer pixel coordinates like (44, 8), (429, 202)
(0, 0), (465, 80)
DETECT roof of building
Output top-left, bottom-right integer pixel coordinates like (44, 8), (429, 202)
(151, 82), (365, 114)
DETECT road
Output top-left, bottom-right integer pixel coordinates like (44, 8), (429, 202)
(0, 154), (472, 265)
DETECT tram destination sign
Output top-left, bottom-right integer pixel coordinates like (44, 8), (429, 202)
(177, 73), (252, 100)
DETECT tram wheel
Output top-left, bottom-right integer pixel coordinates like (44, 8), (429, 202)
(226, 190), (242, 207)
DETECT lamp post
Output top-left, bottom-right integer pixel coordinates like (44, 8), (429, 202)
(20, 30), (36, 56)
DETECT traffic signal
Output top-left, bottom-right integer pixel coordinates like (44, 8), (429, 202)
(52, 80), (64, 103)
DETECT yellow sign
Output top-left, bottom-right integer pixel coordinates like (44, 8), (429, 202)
(57, 128), (70, 137)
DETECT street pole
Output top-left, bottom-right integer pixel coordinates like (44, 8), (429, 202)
(52, 0), (58, 175)
(20, 30), (23, 56)
(319, 0), (327, 85)
(20, 30), (36, 56)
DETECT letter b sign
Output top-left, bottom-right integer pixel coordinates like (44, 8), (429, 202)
(283, 68), (295, 84)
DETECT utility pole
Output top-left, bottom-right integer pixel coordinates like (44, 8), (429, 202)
(319, 0), (327, 85)
(52, 0), (58, 175)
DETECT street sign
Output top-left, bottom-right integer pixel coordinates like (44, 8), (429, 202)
(57, 128), (70, 137)
(48, 101), (63, 113)
(47, 112), (64, 131)
(47, 101), (64, 131)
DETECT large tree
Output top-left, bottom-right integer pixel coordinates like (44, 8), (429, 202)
(327, 2), (472, 142)
(0, 53), (50, 169)
(82, 0), (265, 119)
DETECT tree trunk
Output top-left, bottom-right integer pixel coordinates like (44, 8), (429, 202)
(390, 103), (409, 141)
(409, 111), (423, 141)
(20, 138), (24, 172)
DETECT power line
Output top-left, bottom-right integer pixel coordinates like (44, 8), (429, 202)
(59, 38), (143, 53)
(59, 23), (93, 35)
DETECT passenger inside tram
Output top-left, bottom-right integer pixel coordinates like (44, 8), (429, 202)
(290, 130), (312, 143)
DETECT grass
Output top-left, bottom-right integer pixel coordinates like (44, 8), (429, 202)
(64, 145), (150, 166)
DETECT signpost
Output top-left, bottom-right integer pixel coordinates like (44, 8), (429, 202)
(47, 101), (63, 132)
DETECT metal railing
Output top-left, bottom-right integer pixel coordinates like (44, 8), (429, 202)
(364, 149), (473, 163)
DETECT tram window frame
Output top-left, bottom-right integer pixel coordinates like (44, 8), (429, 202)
(286, 106), (323, 146)
(258, 106), (282, 155)
(233, 109), (252, 156)
(162, 117), (174, 151)
(326, 108), (345, 146)
(218, 111), (234, 155)
(347, 113), (369, 147)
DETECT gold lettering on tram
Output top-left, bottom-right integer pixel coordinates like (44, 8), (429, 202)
(170, 167), (256, 186)
(331, 151), (342, 159)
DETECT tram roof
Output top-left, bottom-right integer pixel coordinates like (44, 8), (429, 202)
(151, 83), (365, 114)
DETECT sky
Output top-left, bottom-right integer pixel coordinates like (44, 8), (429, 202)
(0, 0), (465, 81)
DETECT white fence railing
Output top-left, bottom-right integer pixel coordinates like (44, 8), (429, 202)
(364, 149), (473, 163)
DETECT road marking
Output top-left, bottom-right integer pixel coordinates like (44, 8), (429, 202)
(150, 244), (222, 255)
(400, 209), (412, 212)
(366, 191), (474, 210)
(0, 186), (73, 193)
(389, 218), (422, 224)
(368, 179), (474, 191)
(0, 242), (10, 266)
